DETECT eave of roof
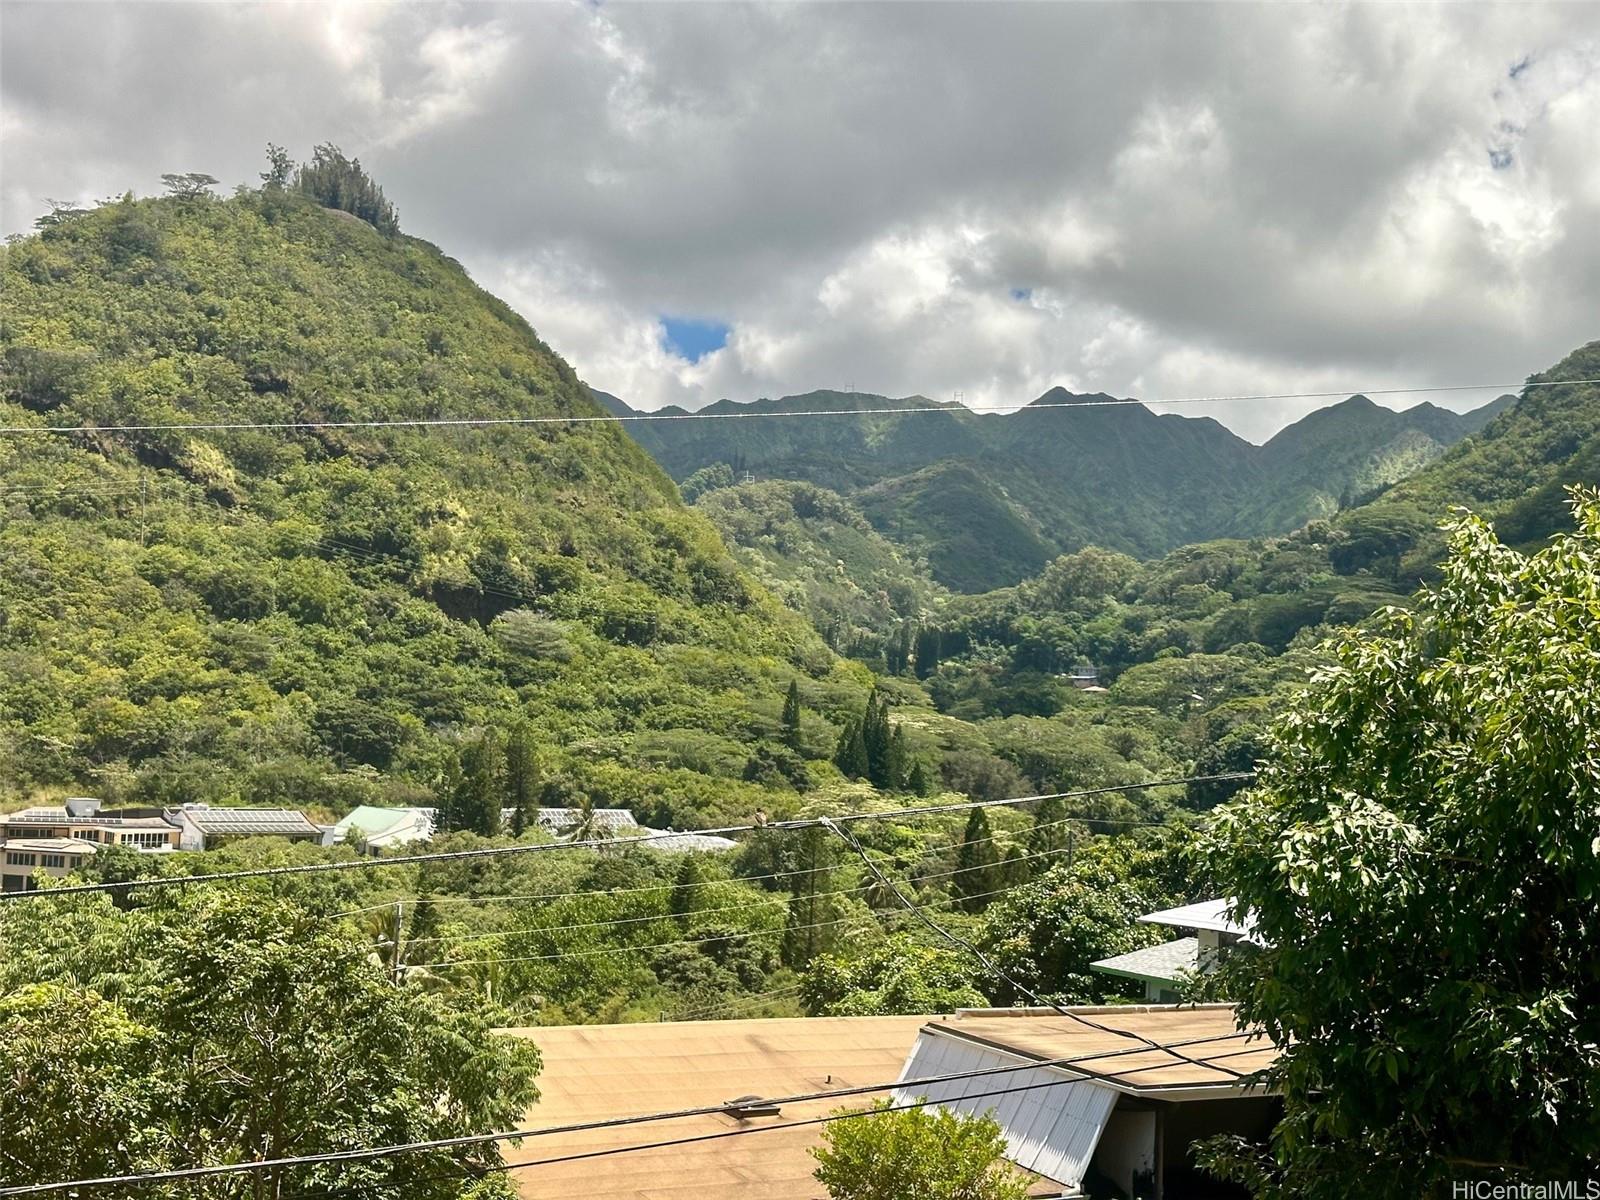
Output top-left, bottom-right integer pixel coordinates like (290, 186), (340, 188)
(918, 1004), (1278, 1100)
(1137, 898), (1252, 936)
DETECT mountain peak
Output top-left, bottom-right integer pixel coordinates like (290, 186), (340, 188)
(1031, 386), (1129, 408)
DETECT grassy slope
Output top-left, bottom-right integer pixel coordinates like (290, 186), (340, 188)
(0, 192), (863, 823)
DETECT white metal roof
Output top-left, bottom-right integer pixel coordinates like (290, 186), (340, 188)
(893, 1030), (1112, 1190)
(531, 807), (639, 832)
(619, 828), (739, 853)
(1137, 898), (1252, 936)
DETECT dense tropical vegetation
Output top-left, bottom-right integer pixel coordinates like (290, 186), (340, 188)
(3, 146), (1599, 1198)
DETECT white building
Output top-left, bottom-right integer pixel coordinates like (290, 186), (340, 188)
(322, 806), (434, 850)
(168, 805), (323, 850)
(1090, 899), (1254, 1003)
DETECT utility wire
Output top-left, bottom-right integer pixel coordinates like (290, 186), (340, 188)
(0, 774), (1253, 903)
(330, 803), (1160, 919)
(403, 840), (1081, 946)
(414, 874), (1046, 969)
(822, 815), (1247, 1081)
(0, 378), (1588, 437)
(0, 1025), (1267, 1196)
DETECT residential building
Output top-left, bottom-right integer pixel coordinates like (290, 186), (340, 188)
(1, 836), (100, 893)
(168, 805), (323, 850)
(504, 1004), (1279, 1200)
(323, 806), (434, 851)
(2, 798), (181, 852)
(1090, 899), (1254, 1002)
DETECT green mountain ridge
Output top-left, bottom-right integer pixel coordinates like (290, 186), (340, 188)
(597, 382), (1514, 591)
(0, 191), (861, 823)
(1234, 393), (1513, 533)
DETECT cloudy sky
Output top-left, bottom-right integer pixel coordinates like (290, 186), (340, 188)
(4, 2), (1597, 441)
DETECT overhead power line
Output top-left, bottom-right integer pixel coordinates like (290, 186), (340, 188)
(822, 815), (1246, 1080)
(411, 872), (1054, 970)
(0, 1025), (1268, 1196)
(0, 379), (1591, 438)
(0, 774), (1253, 903)
(403, 839), (1085, 946)
(330, 802), (1152, 919)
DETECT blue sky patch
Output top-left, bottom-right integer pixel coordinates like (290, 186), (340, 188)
(660, 316), (730, 363)
(1010, 287), (1033, 302)
(1489, 147), (1514, 170)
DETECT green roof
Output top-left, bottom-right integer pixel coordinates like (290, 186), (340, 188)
(334, 806), (414, 837)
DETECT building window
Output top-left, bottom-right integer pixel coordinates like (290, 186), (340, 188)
(5, 852), (36, 867)
(41, 854), (66, 869)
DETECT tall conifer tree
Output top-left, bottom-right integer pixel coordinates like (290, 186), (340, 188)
(782, 681), (803, 749)
(953, 808), (1001, 912)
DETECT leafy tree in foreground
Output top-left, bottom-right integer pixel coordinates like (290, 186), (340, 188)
(812, 1101), (1031, 1200)
(0, 891), (541, 1196)
(1199, 493), (1600, 1198)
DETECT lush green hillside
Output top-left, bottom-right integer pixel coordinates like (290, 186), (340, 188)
(898, 343), (1599, 803)
(979, 390), (1261, 556)
(856, 460), (1057, 591)
(1231, 394), (1511, 535)
(0, 189), (867, 824)
(600, 384), (1503, 592)
(690, 479), (944, 656)
(1359, 341), (1600, 565)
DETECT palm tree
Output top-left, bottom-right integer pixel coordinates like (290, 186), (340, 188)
(567, 794), (611, 844)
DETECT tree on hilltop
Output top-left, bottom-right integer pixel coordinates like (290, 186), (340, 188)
(295, 143), (400, 235)
(160, 172), (218, 200)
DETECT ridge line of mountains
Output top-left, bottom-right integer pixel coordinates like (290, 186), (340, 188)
(591, 384), (1515, 591)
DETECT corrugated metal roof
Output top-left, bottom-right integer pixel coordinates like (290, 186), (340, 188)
(893, 1030), (1111, 1189)
(1090, 937), (1201, 984)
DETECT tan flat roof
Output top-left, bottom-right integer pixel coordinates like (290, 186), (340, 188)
(500, 1015), (1064, 1200)
(925, 1004), (1278, 1095)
